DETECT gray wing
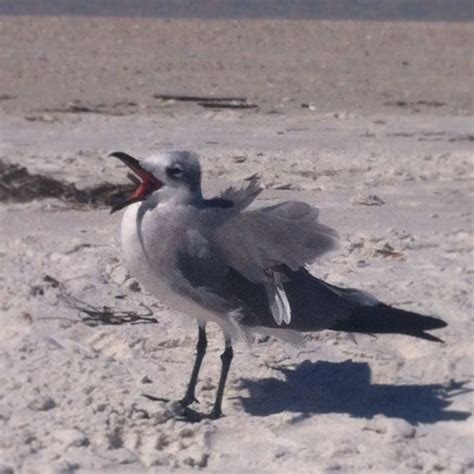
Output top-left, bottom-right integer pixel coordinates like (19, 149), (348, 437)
(211, 200), (338, 325)
(210, 179), (338, 274)
(177, 199), (443, 339)
(175, 234), (357, 333)
(175, 242), (443, 342)
(216, 176), (263, 210)
(212, 200), (338, 282)
(180, 199), (338, 327)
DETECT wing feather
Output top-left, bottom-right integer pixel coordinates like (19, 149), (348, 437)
(212, 200), (338, 283)
(187, 197), (338, 326)
(264, 283), (292, 326)
(217, 176), (263, 210)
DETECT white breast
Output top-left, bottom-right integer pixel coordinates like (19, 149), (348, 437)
(120, 201), (222, 325)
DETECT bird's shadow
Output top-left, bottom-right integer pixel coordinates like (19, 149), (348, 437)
(238, 360), (471, 424)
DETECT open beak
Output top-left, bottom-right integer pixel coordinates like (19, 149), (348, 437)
(109, 151), (162, 213)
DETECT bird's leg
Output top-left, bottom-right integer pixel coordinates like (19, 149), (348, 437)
(178, 337), (234, 422)
(209, 338), (233, 419)
(180, 323), (207, 407)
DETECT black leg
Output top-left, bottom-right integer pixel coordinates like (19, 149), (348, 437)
(180, 324), (207, 407)
(209, 339), (233, 419)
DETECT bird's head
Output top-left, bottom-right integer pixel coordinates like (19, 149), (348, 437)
(109, 150), (202, 212)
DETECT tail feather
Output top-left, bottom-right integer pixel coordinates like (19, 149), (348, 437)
(333, 303), (447, 342)
(229, 267), (447, 343)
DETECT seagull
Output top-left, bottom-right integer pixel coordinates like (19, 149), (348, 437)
(109, 150), (447, 420)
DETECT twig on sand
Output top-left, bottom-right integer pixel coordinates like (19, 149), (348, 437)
(153, 94), (247, 102)
(197, 102), (258, 109)
(35, 100), (138, 116)
(40, 274), (159, 326)
(153, 94), (258, 110)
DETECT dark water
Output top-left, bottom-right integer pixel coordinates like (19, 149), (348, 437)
(1, 0), (473, 21)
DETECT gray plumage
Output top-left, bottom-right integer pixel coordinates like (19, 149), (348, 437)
(111, 150), (447, 420)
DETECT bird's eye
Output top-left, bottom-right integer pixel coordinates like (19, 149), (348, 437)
(166, 166), (183, 179)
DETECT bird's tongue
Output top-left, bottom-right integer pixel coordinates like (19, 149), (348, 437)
(129, 176), (157, 201)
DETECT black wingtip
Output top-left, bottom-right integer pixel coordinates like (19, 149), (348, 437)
(334, 304), (448, 343)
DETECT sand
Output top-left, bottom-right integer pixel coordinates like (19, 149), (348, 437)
(0, 14), (473, 474)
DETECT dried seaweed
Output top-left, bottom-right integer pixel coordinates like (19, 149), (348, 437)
(40, 274), (159, 327)
(384, 100), (445, 108)
(0, 160), (132, 209)
(36, 100), (138, 116)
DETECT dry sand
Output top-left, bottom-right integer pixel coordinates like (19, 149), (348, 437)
(0, 14), (473, 474)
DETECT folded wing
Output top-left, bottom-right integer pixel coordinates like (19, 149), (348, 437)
(175, 183), (446, 340)
(199, 197), (338, 326)
(213, 200), (338, 282)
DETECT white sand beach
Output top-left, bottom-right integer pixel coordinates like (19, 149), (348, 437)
(0, 12), (473, 474)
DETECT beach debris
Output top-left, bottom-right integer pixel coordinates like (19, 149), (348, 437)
(373, 243), (405, 259)
(0, 160), (133, 209)
(153, 94), (246, 102)
(448, 134), (474, 142)
(197, 101), (257, 109)
(384, 100), (445, 108)
(59, 291), (158, 327)
(22, 312), (34, 323)
(353, 194), (385, 206)
(153, 94), (257, 109)
(364, 415), (416, 439)
(33, 99), (139, 116)
(28, 395), (56, 411)
(33, 274), (157, 326)
(273, 182), (303, 191)
(24, 113), (59, 123)
(387, 132), (415, 137)
(43, 274), (61, 288)
(347, 237), (405, 260)
(232, 155), (247, 163)
(52, 429), (89, 449)
(244, 173), (262, 181)
(334, 112), (351, 119)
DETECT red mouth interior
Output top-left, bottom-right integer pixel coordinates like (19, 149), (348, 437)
(109, 152), (162, 213)
(130, 173), (161, 201)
